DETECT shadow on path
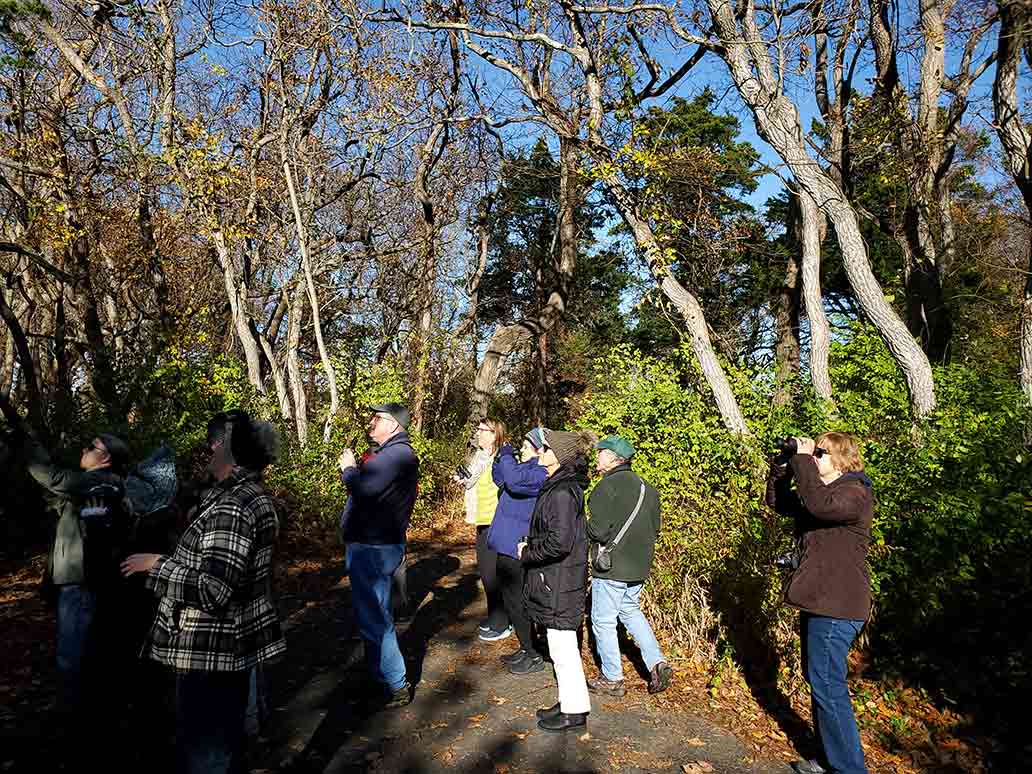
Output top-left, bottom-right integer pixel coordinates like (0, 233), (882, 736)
(258, 544), (789, 774)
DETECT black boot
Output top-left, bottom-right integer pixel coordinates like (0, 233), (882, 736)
(535, 702), (561, 721)
(537, 711), (588, 732)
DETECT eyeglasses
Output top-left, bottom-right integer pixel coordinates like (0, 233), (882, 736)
(84, 442), (106, 454)
(814, 447), (829, 459)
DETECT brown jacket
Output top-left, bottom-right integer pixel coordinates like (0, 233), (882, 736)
(766, 455), (873, 621)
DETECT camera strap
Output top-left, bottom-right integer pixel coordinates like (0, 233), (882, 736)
(599, 481), (646, 558)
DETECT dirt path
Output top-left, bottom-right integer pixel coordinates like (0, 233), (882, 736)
(257, 543), (790, 774)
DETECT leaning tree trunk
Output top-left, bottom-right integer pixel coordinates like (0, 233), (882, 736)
(798, 190), (834, 403)
(706, 0), (936, 420)
(993, 0), (1032, 406)
(0, 281), (44, 429)
(600, 170), (750, 434)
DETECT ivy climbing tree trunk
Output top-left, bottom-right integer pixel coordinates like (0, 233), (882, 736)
(471, 138), (580, 420)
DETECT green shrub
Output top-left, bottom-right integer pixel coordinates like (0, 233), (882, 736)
(570, 330), (1032, 696)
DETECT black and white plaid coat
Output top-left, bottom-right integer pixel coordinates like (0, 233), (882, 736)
(141, 469), (286, 672)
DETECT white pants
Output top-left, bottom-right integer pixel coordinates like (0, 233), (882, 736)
(546, 628), (591, 714)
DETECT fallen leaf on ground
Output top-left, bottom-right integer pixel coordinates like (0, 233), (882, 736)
(682, 761), (715, 773)
(686, 737), (706, 747)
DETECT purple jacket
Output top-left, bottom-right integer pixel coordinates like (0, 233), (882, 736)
(486, 445), (547, 559)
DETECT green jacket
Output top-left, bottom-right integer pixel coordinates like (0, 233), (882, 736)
(586, 464), (661, 583)
(25, 438), (125, 586)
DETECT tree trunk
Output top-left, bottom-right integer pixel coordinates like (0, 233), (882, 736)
(471, 139), (579, 419)
(283, 158), (340, 443)
(211, 231), (265, 393)
(773, 197), (802, 407)
(409, 124), (446, 434)
(600, 170), (750, 434)
(256, 330), (293, 432)
(286, 281), (309, 447)
(0, 281), (44, 429)
(799, 190), (834, 403)
(706, 0), (936, 420)
(992, 0), (1032, 405)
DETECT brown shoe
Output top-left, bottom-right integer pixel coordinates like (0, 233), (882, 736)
(648, 662), (673, 694)
(587, 675), (626, 697)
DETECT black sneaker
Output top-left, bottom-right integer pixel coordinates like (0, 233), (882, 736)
(478, 619), (492, 632)
(500, 648), (527, 665)
(535, 702), (561, 721)
(508, 652), (545, 674)
(478, 625), (513, 642)
(587, 675), (626, 697)
(648, 661), (673, 694)
(385, 682), (412, 709)
(537, 711), (588, 733)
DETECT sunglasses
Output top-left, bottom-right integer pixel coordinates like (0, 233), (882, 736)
(814, 447), (829, 459)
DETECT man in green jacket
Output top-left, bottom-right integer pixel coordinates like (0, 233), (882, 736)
(586, 435), (673, 697)
(22, 430), (129, 717)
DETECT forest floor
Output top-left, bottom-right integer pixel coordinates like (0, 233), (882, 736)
(0, 524), (993, 773)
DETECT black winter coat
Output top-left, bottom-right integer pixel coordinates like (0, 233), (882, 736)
(521, 459), (589, 631)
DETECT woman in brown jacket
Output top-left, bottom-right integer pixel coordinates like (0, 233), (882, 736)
(767, 432), (872, 774)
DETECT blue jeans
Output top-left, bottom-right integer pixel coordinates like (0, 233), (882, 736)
(346, 543), (408, 691)
(590, 578), (665, 681)
(175, 669), (250, 774)
(56, 584), (96, 713)
(802, 613), (868, 774)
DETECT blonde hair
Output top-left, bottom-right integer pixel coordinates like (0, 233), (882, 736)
(816, 431), (864, 473)
(482, 417), (508, 451)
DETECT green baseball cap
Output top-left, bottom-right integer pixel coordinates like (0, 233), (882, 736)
(595, 435), (635, 460)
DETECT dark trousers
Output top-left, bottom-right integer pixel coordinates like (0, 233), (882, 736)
(56, 584), (96, 716)
(176, 669), (251, 774)
(476, 526), (509, 631)
(496, 553), (535, 655)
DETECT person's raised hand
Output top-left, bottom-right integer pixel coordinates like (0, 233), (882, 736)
(338, 449), (357, 472)
(794, 437), (816, 456)
(121, 553), (161, 577)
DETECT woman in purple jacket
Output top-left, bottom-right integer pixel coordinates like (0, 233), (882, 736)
(486, 428), (548, 673)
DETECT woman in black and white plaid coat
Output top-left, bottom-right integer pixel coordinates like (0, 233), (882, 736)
(122, 410), (285, 774)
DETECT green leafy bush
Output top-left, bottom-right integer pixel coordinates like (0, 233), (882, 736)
(571, 330), (1032, 699)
